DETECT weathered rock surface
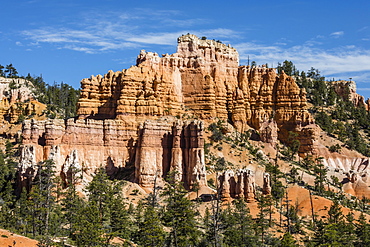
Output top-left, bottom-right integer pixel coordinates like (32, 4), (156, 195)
(219, 169), (259, 202)
(0, 77), (35, 103)
(19, 34), (321, 190)
(263, 172), (272, 195)
(342, 170), (370, 199)
(0, 77), (47, 138)
(77, 34), (317, 153)
(331, 80), (369, 110)
(20, 118), (207, 190)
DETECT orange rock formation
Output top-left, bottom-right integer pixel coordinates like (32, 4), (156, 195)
(19, 34), (319, 189)
(77, 34), (317, 151)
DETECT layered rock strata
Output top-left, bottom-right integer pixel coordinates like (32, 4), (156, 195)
(342, 169), (370, 199)
(219, 169), (258, 202)
(20, 118), (207, 190)
(0, 77), (46, 124)
(76, 34), (317, 153)
(331, 80), (369, 110)
(20, 34), (320, 190)
(0, 77), (35, 103)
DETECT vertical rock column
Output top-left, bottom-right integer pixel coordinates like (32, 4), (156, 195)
(170, 121), (183, 182)
(184, 120), (207, 189)
(219, 169), (236, 200)
(134, 120), (172, 188)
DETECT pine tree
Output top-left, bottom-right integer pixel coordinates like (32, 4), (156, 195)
(85, 167), (132, 244)
(0, 64), (4, 77)
(203, 195), (223, 247)
(73, 202), (105, 246)
(314, 157), (327, 196)
(136, 203), (166, 247)
(309, 201), (357, 246)
(222, 199), (258, 246)
(255, 194), (274, 244)
(23, 159), (60, 243)
(0, 149), (17, 231)
(61, 166), (84, 240)
(135, 177), (166, 247)
(356, 212), (370, 246)
(5, 63), (18, 78)
(109, 188), (133, 242)
(280, 232), (297, 247)
(161, 176), (201, 246)
(13, 188), (33, 236)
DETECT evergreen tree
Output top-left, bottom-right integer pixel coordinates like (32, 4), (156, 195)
(310, 201), (357, 246)
(13, 188), (33, 236)
(74, 202), (105, 246)
(161, 175), (201, 246)
(355, 212), (370, 246)
(135, 176), (166, 247)
(27, 74), (80, 119)
(203, 193), (223, 247)
(0, 64), (4, 77)
(136, 203), (166, 247)
(255, 194), (274, 244)
(5, 63), (18, 78)
(61, 166), (84, 240)
(0, 149), (17, 231)
(313, 157), (327, 196)
(280, 232), (296, 247)
(222, 199), (258, 246)
(277, 60), (298, 76)
(85, 167), (132, 244)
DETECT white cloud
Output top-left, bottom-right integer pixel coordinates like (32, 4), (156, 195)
(330, 31), (344, 38)
(236, 41), (370, 81)
(21, 10), (238, 52)
(358, 26), (368, 32)
(20, 10), (214, 53)
(21, 24), (140, 53)
(18, 8), (370, 89)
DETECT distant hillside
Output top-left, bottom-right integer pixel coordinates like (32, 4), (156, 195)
(279, 60), (370, 157)
(0, 63), (80, 120)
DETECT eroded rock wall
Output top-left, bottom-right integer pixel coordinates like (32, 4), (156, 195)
(20, 118), (207, 190)
(331, 80), (369, 110)
(76, 34), (317, 152)
(20, 34), (320, 190)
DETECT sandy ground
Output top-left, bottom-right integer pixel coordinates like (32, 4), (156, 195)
(0, 229), (38, 247)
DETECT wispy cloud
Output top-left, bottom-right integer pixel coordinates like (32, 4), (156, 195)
(21, 10), (238, 53)
(19, 9), (370, 88)
(235, 41), (370, 81)
(20, 10), (189, 53)
(22, 26), (139, 54)
(330, 31), (344, 38)
(358, 26), (368, 32)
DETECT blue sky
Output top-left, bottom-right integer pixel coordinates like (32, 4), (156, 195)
(2, 0), (370, 98)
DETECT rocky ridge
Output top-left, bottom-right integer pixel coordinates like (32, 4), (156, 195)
(19, 34), (367, 193)
(21, 117), (207, 190)
(77, 34), (317, 151)
(0, 77), (47, 141)
(330, 80), (369, 110)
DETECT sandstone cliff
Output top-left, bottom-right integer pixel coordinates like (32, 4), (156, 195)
(330, 80), (369, 110)
(77, 34), (317, 152)
(0, 77), (47, 140)
(20, 118), (207, 190)
(19, 34), (321, 190)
